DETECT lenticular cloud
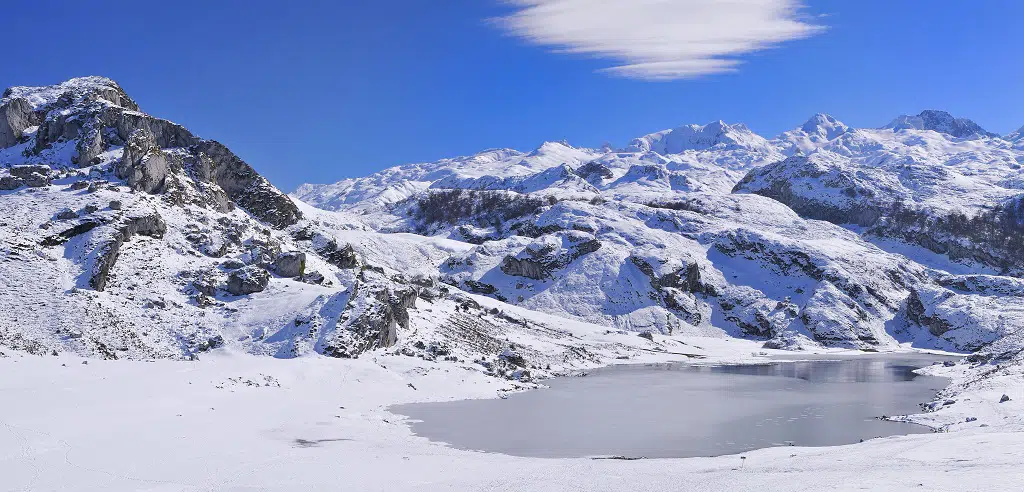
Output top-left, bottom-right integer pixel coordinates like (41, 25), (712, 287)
(492, 0), (825, 80)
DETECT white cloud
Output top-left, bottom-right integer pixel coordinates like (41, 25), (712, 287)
(492, 0), (825, 80)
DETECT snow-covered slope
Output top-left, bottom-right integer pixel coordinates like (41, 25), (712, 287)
(0, 77), (709, 379)
(296, 109), (1024, 353)
(3, 76), (1023, 368)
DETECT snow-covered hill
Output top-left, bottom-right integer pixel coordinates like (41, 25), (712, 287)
(2, 76), (1023, 372)
(296, 110), (1024, 353)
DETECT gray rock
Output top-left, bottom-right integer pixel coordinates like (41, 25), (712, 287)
(191, 276), (218, 296)
(219, 259), (246, 270)
(0, 97), (38, 148)
(273, 251), (306, 277)
(108, 200), (122, 210)
(0, 176), (23, 190)
(190, 140), (301, 228)
(1001, 394), (1011, 403)
(500, 255), (548, 280)
(116, 129), (170, 194)
(318, 240), (359, 269)
(89, 214), (167, 291)
(300, 271), (326, 285)
(55, 208), (79, 220)
(227, 265), (270, 295)
(10, 165), (51, 187)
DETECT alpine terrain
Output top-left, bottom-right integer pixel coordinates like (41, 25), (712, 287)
(2, 77), (1023, 491)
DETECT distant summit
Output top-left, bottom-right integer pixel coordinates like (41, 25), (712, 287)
(884, 110), (998, 138)
(799, 113), (850, 140)
(625, 120), (768, 154)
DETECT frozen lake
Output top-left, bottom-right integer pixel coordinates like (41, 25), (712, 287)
(393, 354), (954, 458)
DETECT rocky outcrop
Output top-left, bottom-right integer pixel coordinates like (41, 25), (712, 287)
(10, 165), (51, 188)
(0, 97), (39, 148)
(12, 77), (299, 228)
(90, 214), (167, 291)
(116, 129), (171, 194)
(0, 176), (23, 190)
(574, 161), (614, 183)
(500, 234), (602, 281)
(733, 154), (888, 227)
(905, 276), (1024, 351)
(323, 282), (419, 358)
(273, 251), (306, 278)
(190, 141), (301, 228)
(227, 265), (270, 295)
(500, 255), (548, 280)
(41, 220), (102, 246)
(318, 240), (359, 269)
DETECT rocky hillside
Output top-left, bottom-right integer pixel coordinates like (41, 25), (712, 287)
(0, 77), (630, 378)
(297, 111), (1024, 352)
(2, 77), (1022, 371)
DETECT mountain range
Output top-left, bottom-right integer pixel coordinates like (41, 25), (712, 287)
(2, 77), (1022, 373)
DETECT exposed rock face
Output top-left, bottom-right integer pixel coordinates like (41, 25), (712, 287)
(318, 240), (359, 269)
(117, 129), (170, 194)
(574, 161), (614, 183)
(40, 220), (102, 246)
(90, 214), (167, 291)
(322, 280), (419, 358)
(499, 233), (602, 281)
(0, 176), (22, 190)
(9, 77), (299, 229)
(273, 251), (306, 278)
(500, 255), (548, 280)
(227, 265), (270, 295)
(733, 153), (888, 227)
(191, 141), (301, 228)
(0, 97), (38, 148)
(10, 165), (51, 188)
(736, 153), (1024, 274)
(905, 276), (1024, 351)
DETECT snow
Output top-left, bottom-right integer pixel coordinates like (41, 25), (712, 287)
(5, 77), (1024, 491)
(2, 343), (1023, 491)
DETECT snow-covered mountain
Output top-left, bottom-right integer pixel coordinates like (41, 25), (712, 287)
(296, 109), (1024, 353)
(2, 77), (1023, 372)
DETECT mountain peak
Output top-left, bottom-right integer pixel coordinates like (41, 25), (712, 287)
(1008, 125), (1024, 142)
(626, 120), (766, 154)
(884, 110), (997, 138)
(2, 76), (137, 112)
(798, 113), (849, 139)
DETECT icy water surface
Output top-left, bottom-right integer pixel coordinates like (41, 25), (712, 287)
(394, 354), (954, 458)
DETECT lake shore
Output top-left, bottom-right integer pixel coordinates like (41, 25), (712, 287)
(2, 333), (1021, 491)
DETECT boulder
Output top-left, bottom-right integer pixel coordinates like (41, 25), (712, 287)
(227, 265), (270, 295)
(273, 251), (306, 277)
(55, 208), (79, 220)
(10, 165), (50, 187)
(300, 271), (326, 285)
(0, 176), (23, 190)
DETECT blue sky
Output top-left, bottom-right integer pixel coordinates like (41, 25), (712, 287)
(4, 1), (1023, 191)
